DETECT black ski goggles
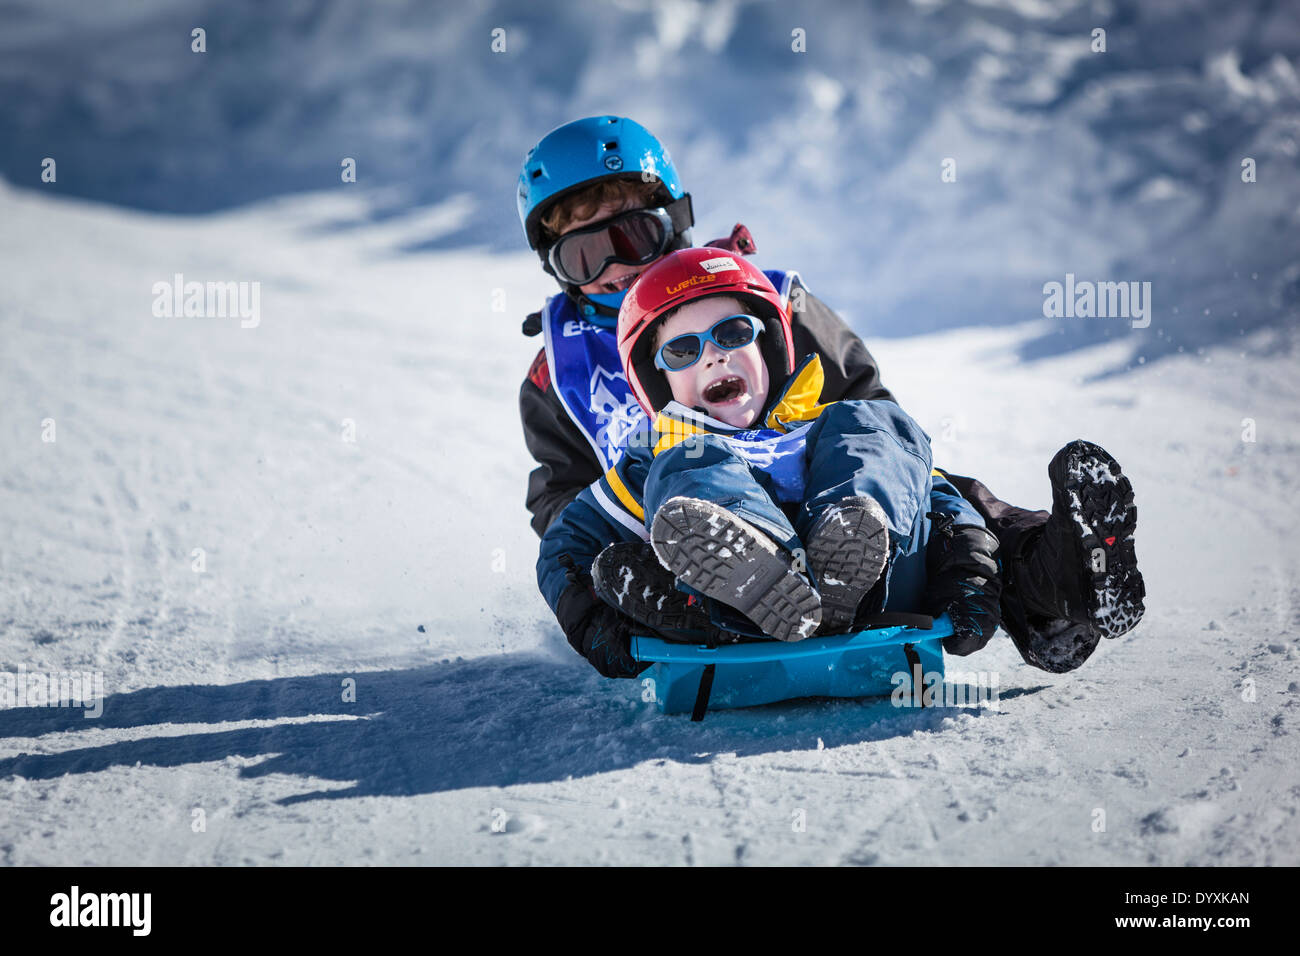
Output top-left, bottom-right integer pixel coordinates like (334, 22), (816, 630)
(547, 195), (693, 286)
(655, 314), (763, 371)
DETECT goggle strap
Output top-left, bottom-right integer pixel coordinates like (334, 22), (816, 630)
(665, 193), (693, 235)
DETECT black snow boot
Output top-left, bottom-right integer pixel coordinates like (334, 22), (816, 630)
(650, 497), (822, 642)
(803, 495), (891, 634)
(591, 540), (714, 641)
(1011, 440), (1146, 660)
(1006, 617), (1106, 674)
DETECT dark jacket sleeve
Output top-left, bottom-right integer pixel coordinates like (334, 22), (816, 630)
(537, 491), (623, 613)
(789, 283), (894, 404)
(520, 348), (604, 538)
(537, 437), (653, 609)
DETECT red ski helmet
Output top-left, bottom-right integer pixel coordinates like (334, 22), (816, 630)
(617, 247), (795, 416)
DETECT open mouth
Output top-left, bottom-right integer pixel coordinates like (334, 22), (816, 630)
(702, 376), (747, 404)
(601, 271), (640, 294)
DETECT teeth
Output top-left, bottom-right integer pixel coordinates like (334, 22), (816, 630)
(705, 376), (744, 401)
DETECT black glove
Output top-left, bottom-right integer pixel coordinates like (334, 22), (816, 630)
(555, 555), (650, 679)
(922, 516), (1003, 657)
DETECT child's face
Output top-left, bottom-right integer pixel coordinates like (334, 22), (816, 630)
(654, 296), (770, 429)
(562, 199), (653, 296)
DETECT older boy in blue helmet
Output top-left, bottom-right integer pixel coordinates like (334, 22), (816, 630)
(517, 116), (1145, 678)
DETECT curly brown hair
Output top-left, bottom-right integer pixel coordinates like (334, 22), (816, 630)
(539, 178), (664, 243)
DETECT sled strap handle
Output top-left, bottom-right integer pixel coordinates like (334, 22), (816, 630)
(691, 664), (716, 722)
(902, 643), (925, 708)
(857, 612), (934, 631)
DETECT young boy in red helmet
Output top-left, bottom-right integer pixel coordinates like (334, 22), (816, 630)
(537, 248), (1000, 672)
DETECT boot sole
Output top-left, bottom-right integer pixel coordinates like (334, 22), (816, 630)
(1015, 618), (1102, 675)
(650, 498), (821, 642)
(804, 496), (890, 633)
(1054, 440), (1146, 639)
(591, 542), (712, 635)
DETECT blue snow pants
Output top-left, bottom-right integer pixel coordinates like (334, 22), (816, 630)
(642, 400), (942, 613)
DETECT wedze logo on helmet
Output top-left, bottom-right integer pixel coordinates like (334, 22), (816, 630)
(663, 255), (740, 295)
(617, 247), (795, 417)
(664, 273), (717, 296)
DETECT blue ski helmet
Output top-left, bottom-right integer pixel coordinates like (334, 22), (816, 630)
(517, 115), (689, 253)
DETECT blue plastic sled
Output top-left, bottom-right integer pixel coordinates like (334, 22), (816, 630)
(632, 614), (953, 719)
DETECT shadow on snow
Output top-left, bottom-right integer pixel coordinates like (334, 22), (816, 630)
(0, 653), (1047, 803)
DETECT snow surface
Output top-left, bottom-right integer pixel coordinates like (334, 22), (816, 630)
(2, 179), (1298, 865)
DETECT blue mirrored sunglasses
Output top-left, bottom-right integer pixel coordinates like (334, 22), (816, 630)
(654, 314), (762, 372)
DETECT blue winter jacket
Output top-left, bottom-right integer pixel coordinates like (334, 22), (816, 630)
(537, 353), (984, 622)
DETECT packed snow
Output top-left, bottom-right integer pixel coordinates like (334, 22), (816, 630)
(2, 179), (1297, 865)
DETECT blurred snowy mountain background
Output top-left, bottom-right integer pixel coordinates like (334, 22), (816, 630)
(1, 0), (1297, 361)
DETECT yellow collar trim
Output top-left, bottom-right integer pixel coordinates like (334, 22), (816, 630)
(764, 354), (828, 429)
(650, 354), (828, 455)
(651, 414), (707, 456)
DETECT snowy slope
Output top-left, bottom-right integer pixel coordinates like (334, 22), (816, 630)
(1, 181), (1297, 865)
